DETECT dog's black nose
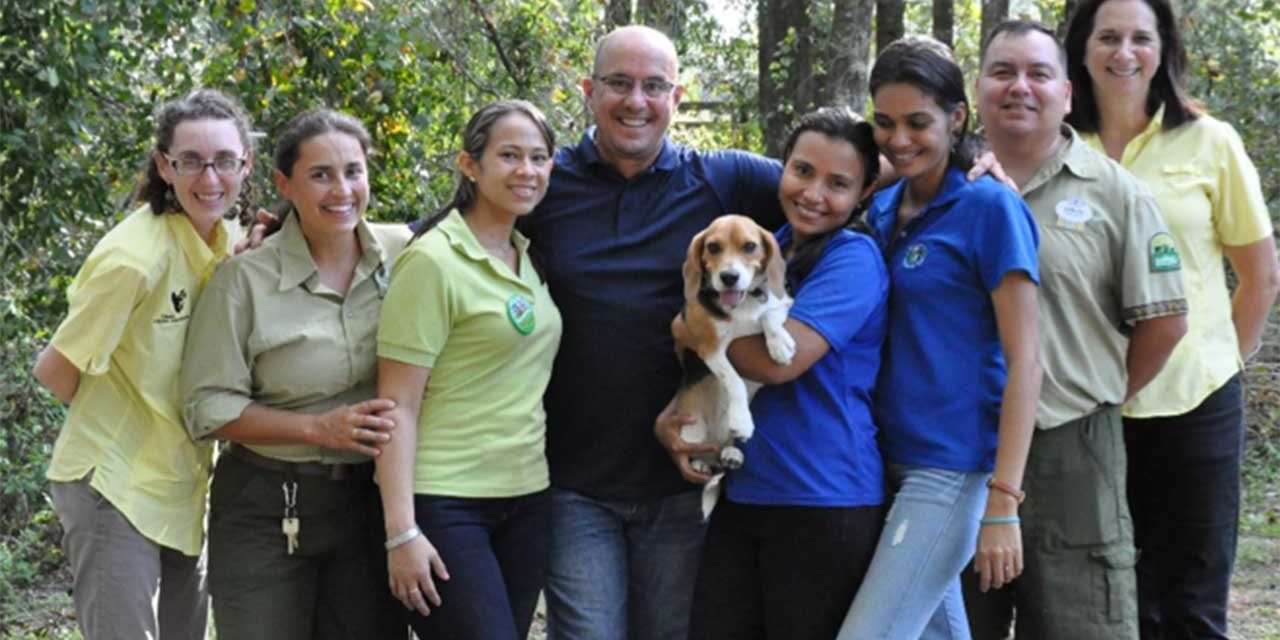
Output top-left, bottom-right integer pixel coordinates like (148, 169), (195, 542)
(719, 272), (739, 287)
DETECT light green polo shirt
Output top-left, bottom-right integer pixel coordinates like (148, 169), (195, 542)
(377, 209), (561, 497)
(47, 206), (231, 555)
(1021, 126), (1188, 429)
(181, 213), (411, 463)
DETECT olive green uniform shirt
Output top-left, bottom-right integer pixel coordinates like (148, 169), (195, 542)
(1022, 127), (1188, 429)
(181, 213), (410, 463)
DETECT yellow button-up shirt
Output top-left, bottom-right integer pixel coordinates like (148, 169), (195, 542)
(1082, 108), (1273, 417)
(180, 213), (410, 463)
(47, 207), (230, 555)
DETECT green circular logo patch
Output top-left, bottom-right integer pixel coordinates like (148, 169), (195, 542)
(506, 294), (536, 335)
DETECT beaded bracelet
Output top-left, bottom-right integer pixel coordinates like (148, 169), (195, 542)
(987, 477), (1026, 504)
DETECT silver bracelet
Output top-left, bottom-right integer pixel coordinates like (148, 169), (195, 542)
(385, 525), (421, 551)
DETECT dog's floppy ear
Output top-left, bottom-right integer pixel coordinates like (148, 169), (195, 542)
(683, 228), (709, 302)
(761, 228), (787, 299)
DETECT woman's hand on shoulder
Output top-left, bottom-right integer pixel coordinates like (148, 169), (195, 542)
(388, 534), (450, 616)
(968, 151), (1017, 191)
(309, 398), (397, 456)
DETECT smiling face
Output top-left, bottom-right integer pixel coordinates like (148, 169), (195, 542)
(584, 28), (684, 178)
(154, 118), (250, 232)
(872, 83), (965, 186)
(274, 131), (369, 241)
(460, 112), (553, 221)
(779, 131), (868, 244)
(977, 30), (1073, 142)
(1085, 0), (1162, 101)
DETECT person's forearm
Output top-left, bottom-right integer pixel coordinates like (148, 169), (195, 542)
(1233, 279), (1279, 359)
(215, 403), (320, 446)
(987, 355), (1041, 513)
(376, 405), (420, 536)
(1125, 314), (1187, 400)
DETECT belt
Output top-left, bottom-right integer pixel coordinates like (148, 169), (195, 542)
(225, 443), (371, 481)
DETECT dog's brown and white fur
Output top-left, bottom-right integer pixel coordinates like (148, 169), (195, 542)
(674, 215), (795, 489)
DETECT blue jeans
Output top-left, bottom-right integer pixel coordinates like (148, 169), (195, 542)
(545, 487), (705, 640)
(837, 464), (990, 640)
(404, 490), (550, 640)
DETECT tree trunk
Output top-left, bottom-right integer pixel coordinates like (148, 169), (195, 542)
(980, 0), (1010, 48)
(932, 0), (954, 49)
(757, 0), (814, 157)
(876, 0), (906, 54)
(832, 0), (875, 113)
(606, 0), (631, 30)
(1058, 0), (1078, 39)
(637, 0), (684, 42)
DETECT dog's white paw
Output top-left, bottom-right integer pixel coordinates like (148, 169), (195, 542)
(690, 458), (713, 475)
(766, 329), (796, 365)
(727, 407), (755, 441)
(719, 446), (744, 470)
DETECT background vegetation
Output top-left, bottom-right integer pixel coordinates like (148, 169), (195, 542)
(2, 0), (1277, 634)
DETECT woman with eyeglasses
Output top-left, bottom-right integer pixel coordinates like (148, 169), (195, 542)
(32, 88), (253, 639)
(180, 108), (410, 639)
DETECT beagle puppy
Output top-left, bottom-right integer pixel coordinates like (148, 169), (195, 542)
(674, 215), (795, 488)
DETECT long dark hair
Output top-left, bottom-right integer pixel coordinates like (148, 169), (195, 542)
(779, 106), (880, 292)
(410, 100), (555, 240)
(869, 35), (977, 170)
(271, 108), (373, 221)
(134, 89), (255, 221)
(1064, 0), (1203, 133)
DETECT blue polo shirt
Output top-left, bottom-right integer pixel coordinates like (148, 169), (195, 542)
(869, 169), (1039, 472)
(519, 130), (784, 500)
(727, 226), (888, 508)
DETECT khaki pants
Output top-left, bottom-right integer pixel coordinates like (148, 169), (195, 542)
(963, 405), (1139, 640)
(50, 474), (208, 640)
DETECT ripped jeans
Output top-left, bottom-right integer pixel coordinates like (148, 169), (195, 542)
(836, 464), (990, 640)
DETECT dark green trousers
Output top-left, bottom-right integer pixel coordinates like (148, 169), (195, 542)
(963, 405), (1139, 640)
(207, 452), (404, 640)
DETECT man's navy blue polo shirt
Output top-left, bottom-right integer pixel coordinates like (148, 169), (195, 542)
(520, 130), (783, 500)
(867, 169), (1039, 473)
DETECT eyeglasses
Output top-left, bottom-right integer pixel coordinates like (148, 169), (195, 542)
(164, 153), (247, 177)
(593, 74), (676, 99)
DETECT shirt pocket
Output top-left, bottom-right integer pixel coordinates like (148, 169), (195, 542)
(249, 316), (356, 403)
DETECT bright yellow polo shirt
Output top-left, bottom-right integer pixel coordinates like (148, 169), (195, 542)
(1082, 107), (1273, 417)
(378, 210), (561, 498)
(47, 206), (231, 555)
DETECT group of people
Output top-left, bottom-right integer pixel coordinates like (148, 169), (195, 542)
(31, 1), (1278, 640)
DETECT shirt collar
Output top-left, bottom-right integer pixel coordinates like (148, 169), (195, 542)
(869, 167), (971, 247)
(1124, 104), (1167, 162)
(436, 208), (532, 264)
(276, 212), (385, 292)
(576, 128), (679, 175)
(166, 213), (230, 286)
(1022, 125), (1101, 194)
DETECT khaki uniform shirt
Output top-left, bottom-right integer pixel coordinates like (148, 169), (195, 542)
(181, 214), (410, 463)
(1082, 108), (1274, 417)
(47, 207), (231, 555)
(1022, 126), (1188, 429)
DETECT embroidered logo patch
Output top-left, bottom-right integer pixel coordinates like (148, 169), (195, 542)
(1148, 232), (1182, 273)
(506, 294), (536, 335)
(903, 243), (928, 269)
(170, 289), (188, 313)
